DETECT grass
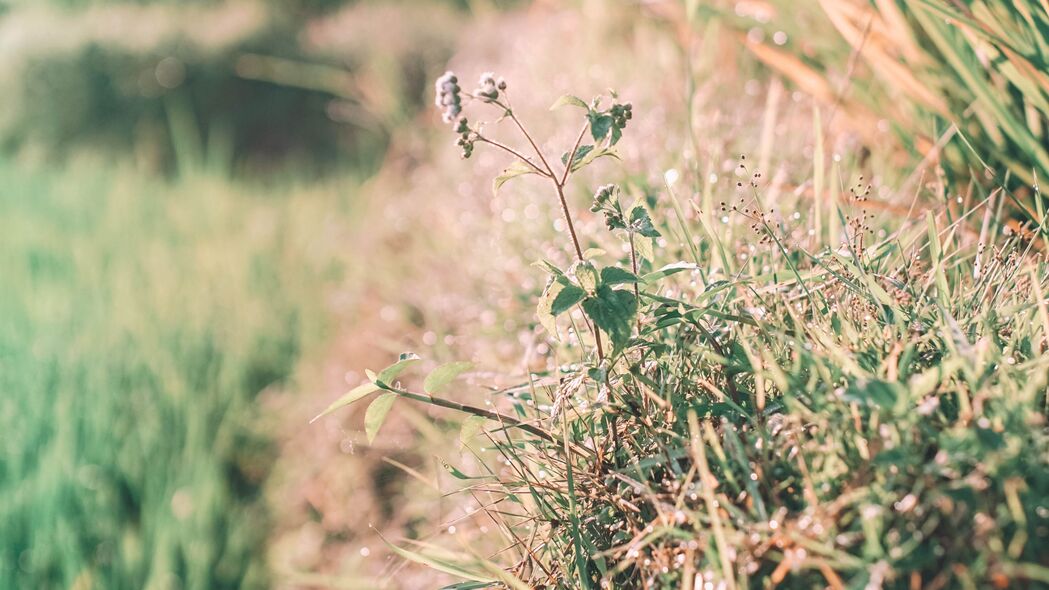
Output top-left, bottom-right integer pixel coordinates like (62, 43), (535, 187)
(356, 167), (1049, 589)
(703, 0), (1049, 192)
(0, 160), (344, 589)
(329, 65), (1049, 586)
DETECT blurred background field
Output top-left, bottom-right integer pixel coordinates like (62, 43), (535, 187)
(2, 0), (1047, 588)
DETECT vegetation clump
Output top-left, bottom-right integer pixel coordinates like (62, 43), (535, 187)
(321, 72), (1049, 589)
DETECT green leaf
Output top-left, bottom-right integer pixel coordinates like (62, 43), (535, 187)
(582, 285), (637, 351)
(375, 354), (421, 386)
(440, 458), (490, 480)
(550, 94), (588, 110)
(537, 280), (564, 338)
(493, 161), (538, 195)
(533, 258), (565, 277)
(589, 113), (614, 141)
(561, 144), (594, 167)
(571, 146), (619, 172)
(381, 538), (495, 583)
(551, 283), (586, 316)
(365, 392), (397, 443)
(459, 415), (487, 450)
(574, 260), (599, 292)
(844, 379), (903, 411)
(600, 266), (638, 286)
(610, 125), (623, 146)
(630, 205), (661, 237)
(310, 382), (381, 423)
(634, 235), (654, 262)
(424, 361), (474, 395)
(642, 262), (698, 283)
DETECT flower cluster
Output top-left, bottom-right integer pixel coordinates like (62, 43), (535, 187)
(453, 117), (475, 159)
(434, 71), (462, 123)
(590, 184), (625, 230)
(610, 101), (633, 128)
(474, 72), (506, 103)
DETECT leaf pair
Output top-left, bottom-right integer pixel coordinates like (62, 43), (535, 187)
(310, 357), (474, 445)
(537, 262), (639, 350)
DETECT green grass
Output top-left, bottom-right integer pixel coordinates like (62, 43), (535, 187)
(0, 161), (342, 589)
(710, 0), (1049, 192)
(358, 184), (1049, 588)
(337, 135), (1049, 587)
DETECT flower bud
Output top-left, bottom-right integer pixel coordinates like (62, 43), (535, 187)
(435, 71), (464, 124)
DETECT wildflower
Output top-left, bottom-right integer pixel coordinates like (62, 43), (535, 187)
(452, 116), (475, 158)
(434, 71), (462, 123)
(475, 72), (503, 103)
(611, 101), (632, 127)
(590, 184), (616, 211)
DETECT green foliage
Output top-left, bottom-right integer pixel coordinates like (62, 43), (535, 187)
(342, 71), (1049, 588)
(365, 393), (398, 444)
(714, 0), (1049, 191)
(424, 361), (474, 395)
(0, 161), (333, 589)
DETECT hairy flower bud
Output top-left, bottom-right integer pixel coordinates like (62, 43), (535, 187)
(475, 72), (500, 103)
(435, 71), (463, 123)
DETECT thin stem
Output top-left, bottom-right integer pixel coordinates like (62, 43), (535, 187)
(501, 103), (557, 177)
(390, 386), (552, 440)
(560, 122), (589, 186)
(629, 232), (642, 335)
(476, 137), (549, 177)
(385, 385), (595, 457)
(554, 182), (587, 261)
(483, 96), (604, 364)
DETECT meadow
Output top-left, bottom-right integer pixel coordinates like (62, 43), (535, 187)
(0, 160), (352, 588)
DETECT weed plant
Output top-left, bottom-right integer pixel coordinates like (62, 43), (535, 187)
(318, 73), (1049, 589)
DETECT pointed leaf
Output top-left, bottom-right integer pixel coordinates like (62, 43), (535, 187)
(572, 146), (619, 172)
(561, 144), (594, 167)
(424, 361), (474, 395)
(642, 262), (698, 283)
(551, 284), (586, 316)
(599, 266), (638, 286)
(440, 458), (491, 480)
(573, 260), (599, 292)
(493, 161), (537, 195)
(310, 382), (380, 423)
(376, 354), (421, 386)
(634, 235), (654, 262)
(459, 415), (487, 450)
(589, 113), (614, 141)
(365, 393), (397, 443)
(533, 258), (566, 277)
(381, 538), (495, 583)
(582, 285), (637, 351)
(550, 94), (588, 110)
(537, 280), (563, 338)
(630, 205), (661, 237)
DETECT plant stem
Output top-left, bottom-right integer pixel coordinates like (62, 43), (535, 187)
(390, 387), (551, 439)
(561, 123), (589, 186)
(553, 182), (586, 261)
(476, 137), (549, 176)
(629, 232), (642, 335)
(384, 385), (595, 457)
(489, 99), (606, 364)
